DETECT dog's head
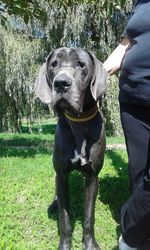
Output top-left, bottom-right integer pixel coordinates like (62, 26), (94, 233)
(34, 47), (108, 113)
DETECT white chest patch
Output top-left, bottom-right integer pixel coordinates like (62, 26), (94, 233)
(70, 149), (88, 166)
(70, 150), (80, 164)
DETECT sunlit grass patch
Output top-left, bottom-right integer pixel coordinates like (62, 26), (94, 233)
(0, 129), (129, 250)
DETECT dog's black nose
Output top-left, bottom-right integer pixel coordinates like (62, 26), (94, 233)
(54, 74), (72, 92)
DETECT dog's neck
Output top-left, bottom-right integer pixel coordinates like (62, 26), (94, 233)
(82, 84), (96, 112)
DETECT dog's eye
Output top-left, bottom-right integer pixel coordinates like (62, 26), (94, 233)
(51, 61), (58, 68)
(77, 61), (86, 69)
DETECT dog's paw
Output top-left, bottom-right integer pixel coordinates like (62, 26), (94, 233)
(82, 237), (101, 250)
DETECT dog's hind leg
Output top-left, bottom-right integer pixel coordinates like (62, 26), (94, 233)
(48, 177), (58, 216)
(82, 174), (101, 250)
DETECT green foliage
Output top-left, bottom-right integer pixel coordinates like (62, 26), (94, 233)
(0, 25), (50, 132)
(0, 0), (47, 26)
(0, 0), (133, 134)
(103, 76), (122, 136)
(0, 0), (131, 25)
(0, 126), (129, 250)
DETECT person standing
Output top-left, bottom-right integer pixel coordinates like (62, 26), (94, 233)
(104, 0), (150, 249)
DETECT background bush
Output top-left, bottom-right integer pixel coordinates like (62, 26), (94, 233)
(0, 0), (133, 135)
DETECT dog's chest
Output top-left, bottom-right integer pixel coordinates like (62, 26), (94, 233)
(70, 145), (93, 174)
(68, 120), (101, 168)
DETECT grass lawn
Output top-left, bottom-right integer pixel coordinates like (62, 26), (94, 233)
(0, 120), (130, 250)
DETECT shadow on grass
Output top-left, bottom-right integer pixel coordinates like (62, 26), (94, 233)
(0, 123), (56, 158)
(0, 137), (54, 158)
(0, 146), (53, 158)
(21, 123), (56, 135)
(99, 149), (130, 245)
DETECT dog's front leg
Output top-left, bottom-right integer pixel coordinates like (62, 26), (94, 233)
(56, 172), (72, 250)
(82, 174), (100, 250)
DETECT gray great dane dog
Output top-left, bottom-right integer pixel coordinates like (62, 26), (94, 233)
(34, 47), (108, 250)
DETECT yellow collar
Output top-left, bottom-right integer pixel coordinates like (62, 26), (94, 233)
(64, 104), (98, 122)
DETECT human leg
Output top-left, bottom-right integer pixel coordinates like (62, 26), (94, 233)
(120, 181), (150, 247)
(120, 103), (150, 191)
(119, 103), (150, 248)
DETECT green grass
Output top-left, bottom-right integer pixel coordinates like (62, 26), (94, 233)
(106, 136), (125, 145)
(0, 120), (130, 250)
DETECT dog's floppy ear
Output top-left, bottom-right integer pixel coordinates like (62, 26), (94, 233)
(90, 53), (109, 101)
(34, 61), (52, 104)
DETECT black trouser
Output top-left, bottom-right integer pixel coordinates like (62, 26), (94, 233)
(120, 102), (150, 248)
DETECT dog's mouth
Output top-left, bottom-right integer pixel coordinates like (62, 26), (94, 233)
(53, 98), (80, 114)
(57, 99), (71, 109)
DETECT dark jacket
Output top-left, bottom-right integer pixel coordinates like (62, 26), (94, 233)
(119, 0), (150, 106)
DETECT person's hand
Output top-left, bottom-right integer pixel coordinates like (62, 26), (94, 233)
(103, 37), (131, 75)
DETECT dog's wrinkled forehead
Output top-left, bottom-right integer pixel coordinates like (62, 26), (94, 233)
(47, 47), (93, 69)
